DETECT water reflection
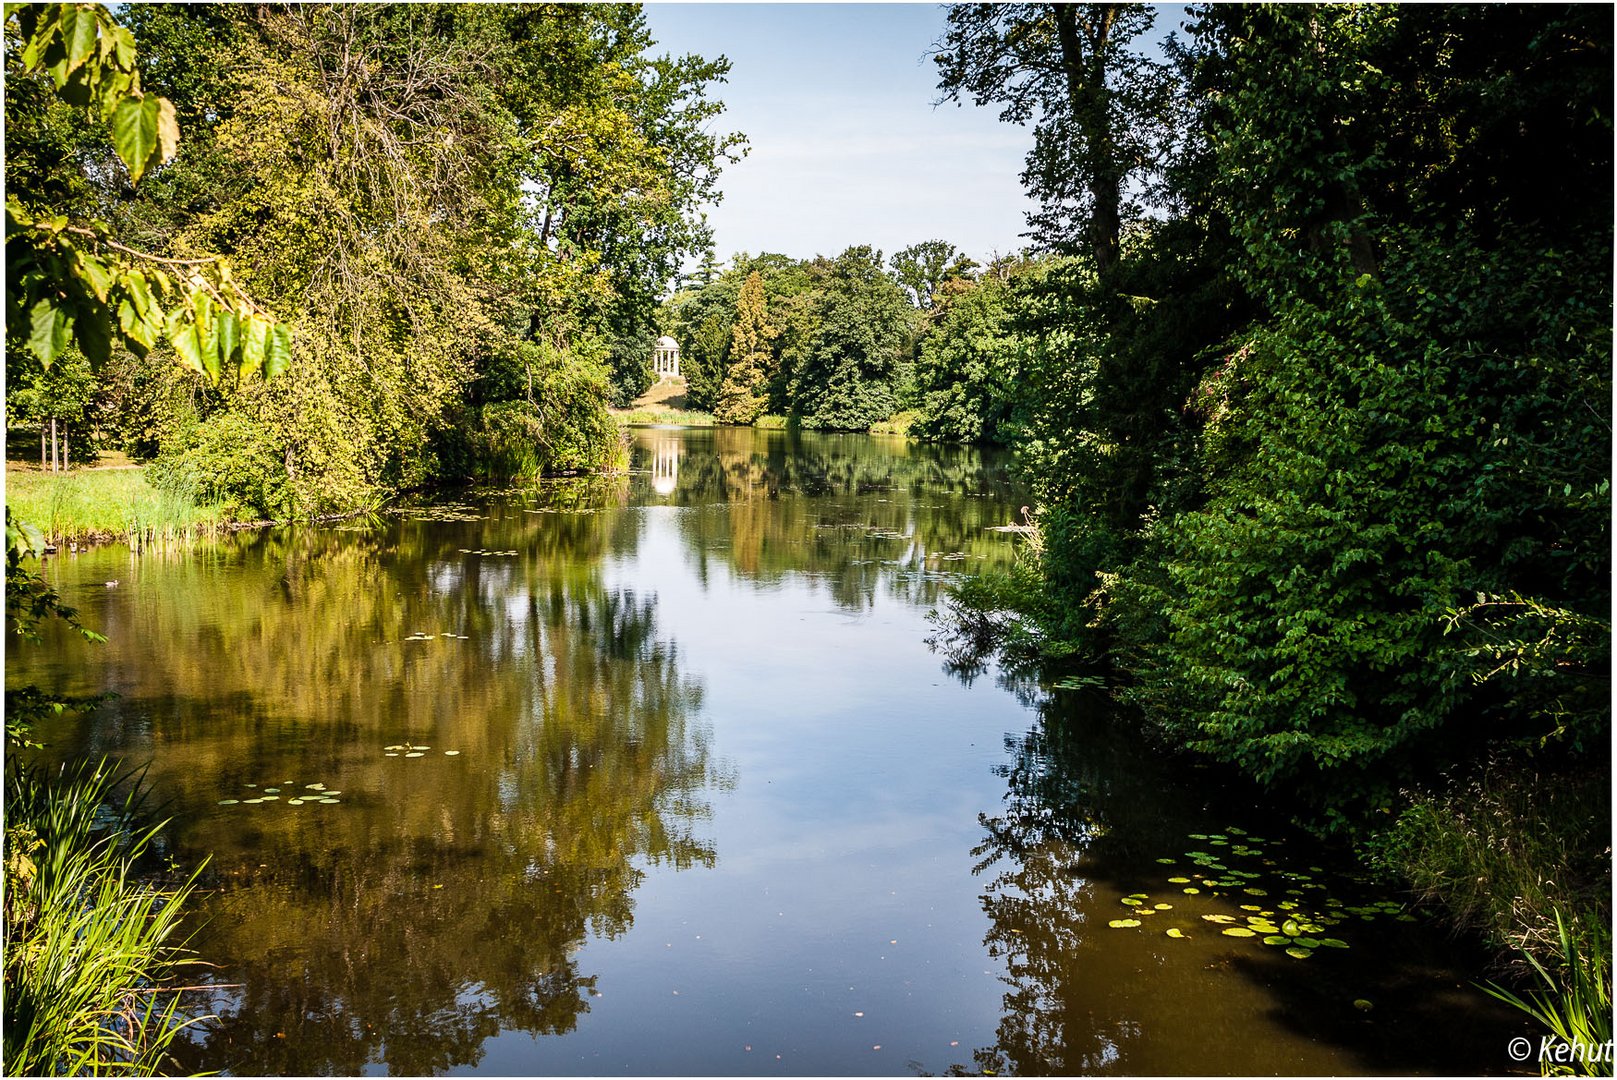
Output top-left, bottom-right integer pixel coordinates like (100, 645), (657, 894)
(18, 517), (719, 1076)
(966, 691), (1527, 1076)
(631, 426), (1020, 612)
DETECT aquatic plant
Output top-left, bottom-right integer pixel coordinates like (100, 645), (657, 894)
(1484, 911), (1613, 1077)
(3, 759), (206, 1076)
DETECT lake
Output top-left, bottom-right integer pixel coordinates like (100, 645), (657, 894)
(7, 425), (1525, 1075)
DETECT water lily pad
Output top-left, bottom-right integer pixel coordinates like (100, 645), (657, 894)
(1168, 877), (1191, 884)
(1108, 919), (1141, 928)
(263, 787), (280, 794)
(288, 799), (305, 805)
(1319, 938), (1349, 949)
(1156, 858), (1176, 864)
(319, 798), (341, 805)
(1188, 834), (1208, 840)
(1182, 887), (1201, 894)
(443, 750), (460, 756)
(306, 783), (325, 790)
(1201, 914), (1237, 924)
(1262, 935), (1291, 946)
(405, 752), (425, 758)
(1243, 887), (1268, 896)
(1353, 998), (1374, 1011)
(385, 752), (400, 757)
(1154, 903), (1172, 911)
(1165, 928), (1185, 939)
(217, 799), (239, 805)
(321, 791), (341, 796)
(1293, 937), (1321, 949)
(1249, 923), (1281, 936)
(1285, 947), (1314, 959)
(1120, 897), (1143, 906)
(1282, 919), (1302, 937)
(384, 745), (405, 751)
(1226, 827), (1246, 835)
(1222, 927), (1256, 937)
(243, 798), (265, 804)
(245, 783), (258, 788)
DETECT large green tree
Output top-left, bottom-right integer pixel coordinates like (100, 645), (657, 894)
(789, 247), (915, 431)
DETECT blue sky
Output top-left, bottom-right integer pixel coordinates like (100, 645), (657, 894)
(640, 3), (1040, 267)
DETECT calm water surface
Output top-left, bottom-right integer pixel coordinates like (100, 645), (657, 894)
(10, 427), (1525, 1075)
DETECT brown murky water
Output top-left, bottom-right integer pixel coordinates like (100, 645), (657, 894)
(7, 426), (1530, 1075)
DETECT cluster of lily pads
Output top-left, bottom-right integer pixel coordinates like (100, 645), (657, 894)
(403, 631), (471, 642)
(1107, 825), (1418, 961)
(392, 504), (483, 523)
(218, 781), (342, 807)
(383, 744), (460, 758)
(456, 548), (519, 557)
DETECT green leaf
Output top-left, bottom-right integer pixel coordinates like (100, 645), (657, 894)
(76, 304), (112, 365)
(72, 248), (114, 302)
(239, 315), (268, 377)
(111, 94), (158, 183)
(216, 307), (240, 368)
(19, 5), (59, 69)
(155, 96), (179, 165)
(28, 297), (67, 365)
(165, 305), (203, 375)
(116, 298), (155, 356)
(111, 23), (135, 69)
(61, 4), (97, 75)
(265, 321), (292, 378)
(193, 293), (220, 382)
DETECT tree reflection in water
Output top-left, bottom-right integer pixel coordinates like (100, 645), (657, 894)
(637, 426), (1021, 612)
(21, 510), (720, 1076)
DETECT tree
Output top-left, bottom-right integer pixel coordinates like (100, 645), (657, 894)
(909, 266), (1027, 444)
(889, 239), (959, 310)
(935, 4), (1175, 274)
(790, 246), (914, 431)
(713, 271), (772, 425)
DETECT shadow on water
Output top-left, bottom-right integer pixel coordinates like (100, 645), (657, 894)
(961, 686), (1533, 1076)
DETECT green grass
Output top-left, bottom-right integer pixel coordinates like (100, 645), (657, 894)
(5, 468), (222, 544)
(614, 408), (717, 427)
(868, 410), (918, 437)
(3, 758), (207, 1075)
(1364, 757), (1612, 1060)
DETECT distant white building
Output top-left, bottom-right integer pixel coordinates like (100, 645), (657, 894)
(652, 335), (682, 380)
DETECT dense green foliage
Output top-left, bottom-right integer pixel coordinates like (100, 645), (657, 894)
(925, 0), (1611, 1019)
(5, 3), (742, 514)
(933, 0), (1611, 817)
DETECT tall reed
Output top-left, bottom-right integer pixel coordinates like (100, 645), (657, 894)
(3, 759), (207, 1076)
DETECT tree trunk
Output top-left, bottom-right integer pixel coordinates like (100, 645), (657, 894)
(51, 417), (59, 473)
(41, 426), (46, 470)
(1053, 4), (1122, 278)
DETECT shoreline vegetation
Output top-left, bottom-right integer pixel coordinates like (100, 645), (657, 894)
(5, 1), (1610, 1073)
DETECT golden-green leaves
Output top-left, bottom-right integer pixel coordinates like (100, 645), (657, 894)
(10, 2), (177, 182)
(4, 4), (290, 384)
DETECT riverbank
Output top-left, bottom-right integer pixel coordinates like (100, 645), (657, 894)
(5, 466), (224, 546)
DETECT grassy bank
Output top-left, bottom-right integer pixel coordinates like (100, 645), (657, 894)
(5, 468), (222, 545)
(613, 408), (718, 427)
